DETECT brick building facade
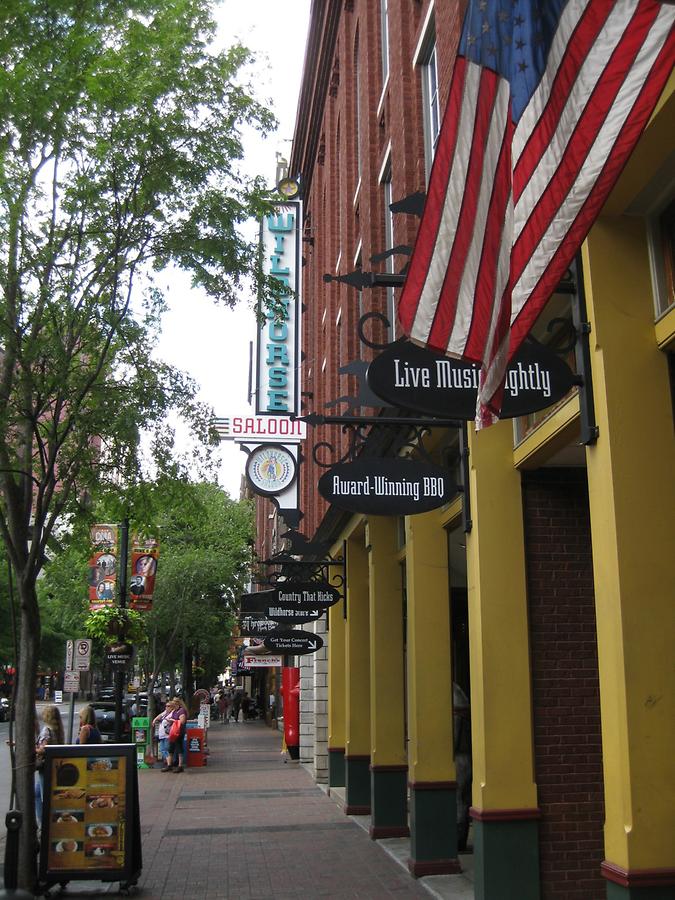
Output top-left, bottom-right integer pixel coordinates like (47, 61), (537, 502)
(251, 2), (675, 898)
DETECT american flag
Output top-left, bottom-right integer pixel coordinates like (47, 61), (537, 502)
(398, 0), (675, 426)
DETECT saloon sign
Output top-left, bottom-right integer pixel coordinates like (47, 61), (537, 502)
(318, 458), (455, 515)
(367, 338), (577, 420)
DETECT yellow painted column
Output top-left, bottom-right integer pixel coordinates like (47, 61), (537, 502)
(466, 419), (540, 900)
(366, 517), (408, 838)
(344, 531), (371, 814)
(327, 596), (346, 788)
(405, 510), (458, 875)
(582, 222), (675, 890)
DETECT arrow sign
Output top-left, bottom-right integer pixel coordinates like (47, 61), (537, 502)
(240, 583), (340, 613)
(264, 631), (324, 655)
(238, 616), (281, 637)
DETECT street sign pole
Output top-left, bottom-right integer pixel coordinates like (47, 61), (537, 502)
(115, 517), (129, 742)
(65, 640), (76, 742)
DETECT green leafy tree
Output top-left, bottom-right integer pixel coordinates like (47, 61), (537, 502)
(0, 1), (276, 884)
(140, 481), (254, 704)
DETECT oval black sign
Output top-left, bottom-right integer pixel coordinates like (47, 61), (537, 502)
(318, 457), (454, 515)
(274, 582), (341, 610)
(240, 583), (340, 613)
(264, 631), (324, 655)
(367, 338), (577, 419)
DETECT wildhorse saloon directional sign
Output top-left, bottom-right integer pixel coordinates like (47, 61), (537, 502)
(318, 457), (455, 515)
(366, 338), (578, 420)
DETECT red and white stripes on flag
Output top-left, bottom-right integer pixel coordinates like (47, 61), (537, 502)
(397, 0), (675, 426)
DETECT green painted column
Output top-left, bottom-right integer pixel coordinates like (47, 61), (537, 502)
(366, 517), (408, 839)
(327, 592), (346, 788)
(344, 530), (371, 814)
(467, 421), (540, 900)
(405, 511), (459, 876)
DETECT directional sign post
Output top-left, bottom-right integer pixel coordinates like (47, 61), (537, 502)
(264, 631), (324, 656)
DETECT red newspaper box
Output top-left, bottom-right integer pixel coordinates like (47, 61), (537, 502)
(186, 726), (206, 767)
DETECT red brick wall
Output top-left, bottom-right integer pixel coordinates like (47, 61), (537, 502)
(522, 468), (605, 900)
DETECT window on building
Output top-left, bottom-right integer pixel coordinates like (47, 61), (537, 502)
(354, 31), (361, 190)
(513, 267), (580, 444)
(380, 0), (390, 89)
(418, 20), (440, 179)
(648, 196), (675, 317)
(381, 156), (396, 338)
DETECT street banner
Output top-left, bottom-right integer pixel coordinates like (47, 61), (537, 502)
(129, 535), (159, 611)
(87, 525), (118, 611)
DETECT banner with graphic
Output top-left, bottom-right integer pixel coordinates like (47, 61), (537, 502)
(87, 525), (118, 611)
(129, 535), (159, 611)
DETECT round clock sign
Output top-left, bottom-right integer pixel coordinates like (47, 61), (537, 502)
(246, 444), (297, 496)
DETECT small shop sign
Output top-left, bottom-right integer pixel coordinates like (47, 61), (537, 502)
(366, 338), (577, 419)
(319, 457), (455, 515)
(238, 616), (281, 637)
(242, 654), (284, 668)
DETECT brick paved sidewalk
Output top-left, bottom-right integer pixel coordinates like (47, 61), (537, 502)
(1, 719), (474, 898)
(135, 719), (430, 899)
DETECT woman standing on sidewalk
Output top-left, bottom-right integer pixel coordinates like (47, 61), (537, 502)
(166, 697), (187, 773)
(153, 699), (176, 771)
(35, 705), (64, 825)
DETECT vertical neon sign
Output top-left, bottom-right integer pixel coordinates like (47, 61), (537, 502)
(256, 201), (301, 416)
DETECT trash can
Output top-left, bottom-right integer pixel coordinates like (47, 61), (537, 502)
(186, 725), (206, 767)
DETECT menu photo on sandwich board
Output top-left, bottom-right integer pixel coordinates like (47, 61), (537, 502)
(39, 744), (141, 887)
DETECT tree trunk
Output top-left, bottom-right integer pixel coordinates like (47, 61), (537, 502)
(15, 578), (40, 891)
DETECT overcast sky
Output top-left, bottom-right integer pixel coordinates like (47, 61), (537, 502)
(155, 1), (311, 497)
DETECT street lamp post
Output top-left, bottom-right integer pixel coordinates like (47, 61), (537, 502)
(114, 518), (129, 742)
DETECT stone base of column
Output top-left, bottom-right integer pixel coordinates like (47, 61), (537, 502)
(344, 754), (371, 815)
(603, 861), (675, 900)
(369, 765), (409, 839)
(407, 781), (461, 877)
(328, 746), (345, 788)
(471, 807), (541, 900)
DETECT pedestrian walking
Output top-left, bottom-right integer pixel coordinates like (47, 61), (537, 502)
(76, 705), (102, 744)
(232, 691), (242, 723)
(167, 697), (188, 772)
(153, 699), (177, 771)
(35, 705), (64, 826)
(241, 692), (251, 720)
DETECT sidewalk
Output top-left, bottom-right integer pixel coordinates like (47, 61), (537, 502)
(3, 720), (476, 898)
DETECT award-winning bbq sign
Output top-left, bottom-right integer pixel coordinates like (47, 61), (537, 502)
(367, 339), (577, 420)
(319, 457), (455, 515)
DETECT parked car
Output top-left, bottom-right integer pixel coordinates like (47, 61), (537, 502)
(96, 686), (115, 702)
(90, 702), (131, 742)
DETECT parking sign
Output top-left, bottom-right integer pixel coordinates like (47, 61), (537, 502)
(75, 639), (92, 671)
